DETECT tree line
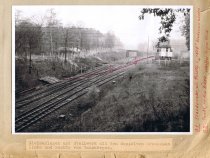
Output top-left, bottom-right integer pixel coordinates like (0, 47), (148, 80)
(15, 9), (123, 62)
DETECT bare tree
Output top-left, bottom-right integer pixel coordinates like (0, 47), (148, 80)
(15, 20), (42, 73)
(44, 8), (62, 56)
(64, 28), (69, 63)
(15, 10), (23, 25)
(105, 32), (115, 49)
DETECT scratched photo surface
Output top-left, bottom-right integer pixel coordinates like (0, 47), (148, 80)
(13, 6), (192, 133)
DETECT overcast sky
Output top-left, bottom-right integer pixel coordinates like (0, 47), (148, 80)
(13, 6), (189, 49)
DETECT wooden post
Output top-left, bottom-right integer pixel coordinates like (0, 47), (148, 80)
(29, 46), (32, 74)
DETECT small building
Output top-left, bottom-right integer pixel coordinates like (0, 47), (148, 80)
(156, 41), (173, 60)
(126, 50), (143, 58)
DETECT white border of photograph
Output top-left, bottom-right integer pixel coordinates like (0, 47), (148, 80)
(12, 5), (193, 135)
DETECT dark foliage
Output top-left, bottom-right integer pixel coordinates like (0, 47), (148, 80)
(139, 8), (190, 50)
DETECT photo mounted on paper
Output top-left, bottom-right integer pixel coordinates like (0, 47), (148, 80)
(12, 5), (193, 133)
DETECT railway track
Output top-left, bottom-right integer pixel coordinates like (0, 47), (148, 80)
(15, 69), (125, 132)
(15, 65), (119, 116)
(15, 56), (154, 132)
(16, 65), (110, 105)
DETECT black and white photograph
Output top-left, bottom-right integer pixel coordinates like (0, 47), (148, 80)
(13, 5), (192, 133)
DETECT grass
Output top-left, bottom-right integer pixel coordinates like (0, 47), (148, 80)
(15, 56), (105, 93)
(65, 61), (190, 132)
(19, 59), (190, 133)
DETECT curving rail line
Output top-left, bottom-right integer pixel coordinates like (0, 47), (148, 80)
(16, 65), (110, 104)
(15, 56), (154, 132)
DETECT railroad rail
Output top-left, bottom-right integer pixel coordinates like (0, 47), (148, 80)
(15, 56), (154, 132)
(16, 65), (109, 104)
(16, 65), (111, 108)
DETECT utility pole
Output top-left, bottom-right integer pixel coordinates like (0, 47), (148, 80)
(64, 28), (68, 63)
(50, 28), (53, 57)
(80, 28), (83, 51)
(29, 45), (32, 74)
(147, 35), (149, 63)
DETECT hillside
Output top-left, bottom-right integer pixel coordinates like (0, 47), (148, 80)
(23, 60), (190, 132)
